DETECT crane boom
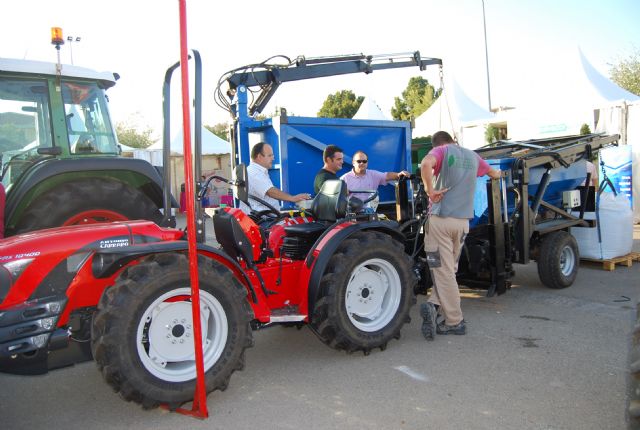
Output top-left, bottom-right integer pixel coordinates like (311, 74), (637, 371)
(225, 51), (442, 115)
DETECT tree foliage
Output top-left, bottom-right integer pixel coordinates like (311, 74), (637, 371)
(391, 76), (440, 120)
(610, 49), (640, 96)
(115, 122), (155, 149)
(317, 90), (364, 118)
(204, 123), (230, 141)
(485, 124), (500, 144)
(580, 123), (591, 135)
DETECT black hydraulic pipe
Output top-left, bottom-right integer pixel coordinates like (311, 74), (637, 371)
(531, 170), (551, 215)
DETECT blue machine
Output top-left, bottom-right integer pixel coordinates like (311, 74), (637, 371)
(233, 88), (411, 206)
(218, 51), (442, 208)
(471, 157), (587, 226)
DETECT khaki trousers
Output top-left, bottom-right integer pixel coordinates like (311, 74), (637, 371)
(424, 215), (469, 326)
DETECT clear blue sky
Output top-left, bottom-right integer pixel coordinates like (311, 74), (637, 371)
(2, 0), (639, 136)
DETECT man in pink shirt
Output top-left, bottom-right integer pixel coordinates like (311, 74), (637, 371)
(419, 131), (501, 340)
(340, 150), (410, 211)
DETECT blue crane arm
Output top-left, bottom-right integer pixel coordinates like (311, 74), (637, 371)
(225, 51), (442, 115)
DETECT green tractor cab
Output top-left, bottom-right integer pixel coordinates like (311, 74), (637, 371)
(0, 56), (171, 236)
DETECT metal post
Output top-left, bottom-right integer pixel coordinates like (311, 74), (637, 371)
(66, 36), (81, 65)
(176, 0), (208, 419)
(482, 0), (492, 111)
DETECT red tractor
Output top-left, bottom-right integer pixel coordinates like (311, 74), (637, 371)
(0, 166), (417, 409)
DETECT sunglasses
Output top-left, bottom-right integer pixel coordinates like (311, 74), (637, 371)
(355, 160), (368, 164)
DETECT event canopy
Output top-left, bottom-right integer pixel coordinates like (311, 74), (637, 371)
(505, 48), (640, 140)
(352, 97), (389, 120)
(147, 126), (230, 155)
(412, 78), (493, 140)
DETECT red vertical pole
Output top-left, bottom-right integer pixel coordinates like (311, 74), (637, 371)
(177, 0), (208, 418)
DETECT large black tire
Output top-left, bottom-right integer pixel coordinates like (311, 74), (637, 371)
(536, 230), (579, 289)
(628, 301), (640, 429)
(11, 178), (162, 235)
(91, 253), (253, 409)
(310, 231), (416, 354)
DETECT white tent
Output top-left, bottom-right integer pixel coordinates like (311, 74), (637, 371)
(412, 78), (494, 149)
(506, 48), (640, 141)
(352, 96), (389, 120)
(147, 126), (230, 155)
(502, 48), (640, 223)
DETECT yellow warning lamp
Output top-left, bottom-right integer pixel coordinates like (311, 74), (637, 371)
(51, 27), (65, 47)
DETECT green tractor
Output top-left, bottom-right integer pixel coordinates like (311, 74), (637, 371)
(1, 29), (171, 237)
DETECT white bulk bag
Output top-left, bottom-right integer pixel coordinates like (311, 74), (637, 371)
(571, 192), (633, 260)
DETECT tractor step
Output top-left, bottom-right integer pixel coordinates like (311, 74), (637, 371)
(269, 306), (307, 323)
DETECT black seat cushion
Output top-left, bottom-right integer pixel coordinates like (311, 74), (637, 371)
(283, 222), (327, 239)
(310, 179), (348, 223)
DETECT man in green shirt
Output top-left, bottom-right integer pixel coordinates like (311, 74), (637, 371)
(313, 145), (344, 194)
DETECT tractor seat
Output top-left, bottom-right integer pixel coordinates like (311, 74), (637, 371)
(213, 209), (258, 264)
(309, 179), (348, 223)
(283, 221), (327, 239)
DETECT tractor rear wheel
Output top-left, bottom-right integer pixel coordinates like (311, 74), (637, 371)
(310, 231), (416, 354)
(536, 230), (579, 289)
(91, 253), (253, 409)
(11, 178), (162, 235)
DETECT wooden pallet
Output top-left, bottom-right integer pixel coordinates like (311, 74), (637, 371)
(581, 252), (640, 271)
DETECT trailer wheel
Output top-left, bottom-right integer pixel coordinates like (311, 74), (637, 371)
(628, 301), (640, 429)
(11, 178), (162, 235)
(91, 253), (253, 409)
(310, 231), (416, 354)
(536, 231), (579, 289)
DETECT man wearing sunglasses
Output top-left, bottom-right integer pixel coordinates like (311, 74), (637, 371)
(340, 150), (410, 211)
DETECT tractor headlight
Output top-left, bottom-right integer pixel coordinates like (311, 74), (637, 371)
(32, 334), (49, 349)
(66, 252), (91, 273)
(0, 258), (34, 304)
(3, 258), (34, 280)
(40, 317), (56, 330)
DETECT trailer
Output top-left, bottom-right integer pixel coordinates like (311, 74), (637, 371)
(403, 133), (620, 296)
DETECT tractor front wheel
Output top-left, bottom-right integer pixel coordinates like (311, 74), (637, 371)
(91, 253), (253, 409)
(310, 231), (416, 354)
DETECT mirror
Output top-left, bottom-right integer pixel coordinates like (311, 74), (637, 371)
(233, 163), (249, 204)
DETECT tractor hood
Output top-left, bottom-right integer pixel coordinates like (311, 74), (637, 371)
(0, 221), (183, 308)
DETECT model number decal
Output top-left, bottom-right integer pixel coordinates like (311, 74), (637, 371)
(0, 251), (41, 260)
(99, 239), (130, 249)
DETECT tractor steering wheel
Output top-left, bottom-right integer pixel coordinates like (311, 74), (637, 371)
(248, 195), (283, 219)
(349, 190), (379, 205)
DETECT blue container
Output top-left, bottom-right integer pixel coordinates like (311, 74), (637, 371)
(240, 116), (412, 207)
(471, 157), (587, 226)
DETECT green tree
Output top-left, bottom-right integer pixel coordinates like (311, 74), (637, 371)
(204, 123), (230, 141)
(610, 49), (640, 96)
(317, 90), (364, 118)
(115, 122), (155, 149)
(485, 124), (500, 144)
(580, 123), (591, 135)
(391, 76), (440, 120)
